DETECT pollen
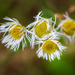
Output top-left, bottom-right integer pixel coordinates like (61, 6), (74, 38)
(42, 40), (57, 53)
(34, 21), (50, 38)
(10, 24), (25, 39)
(62, 20), (75, 35)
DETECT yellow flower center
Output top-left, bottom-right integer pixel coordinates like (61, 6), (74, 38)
(34, 21), (50, 38)
(10, 24), (25, 39)
(62, 20), (75, 35)
(42, 40), (57, 53)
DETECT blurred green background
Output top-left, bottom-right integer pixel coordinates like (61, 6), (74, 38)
(0, 0), (75, 75)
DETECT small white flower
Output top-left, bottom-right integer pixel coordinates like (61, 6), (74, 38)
(57, 13), (75, 42)
(36, 39), (67, 62)
(0, 17), (31, 51)
(26, 11), (53, 30)
(26, 12), (61, 49)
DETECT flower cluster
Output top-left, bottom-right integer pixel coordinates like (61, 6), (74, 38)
(0, 11), (74, 62)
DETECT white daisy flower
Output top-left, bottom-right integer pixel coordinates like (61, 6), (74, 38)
(26, 11), (52, 30)
(57, 13), (75, 42)
(26, 12), (61, 49)
(36, 39), (67, 62)
(0, 17), (31, 51)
